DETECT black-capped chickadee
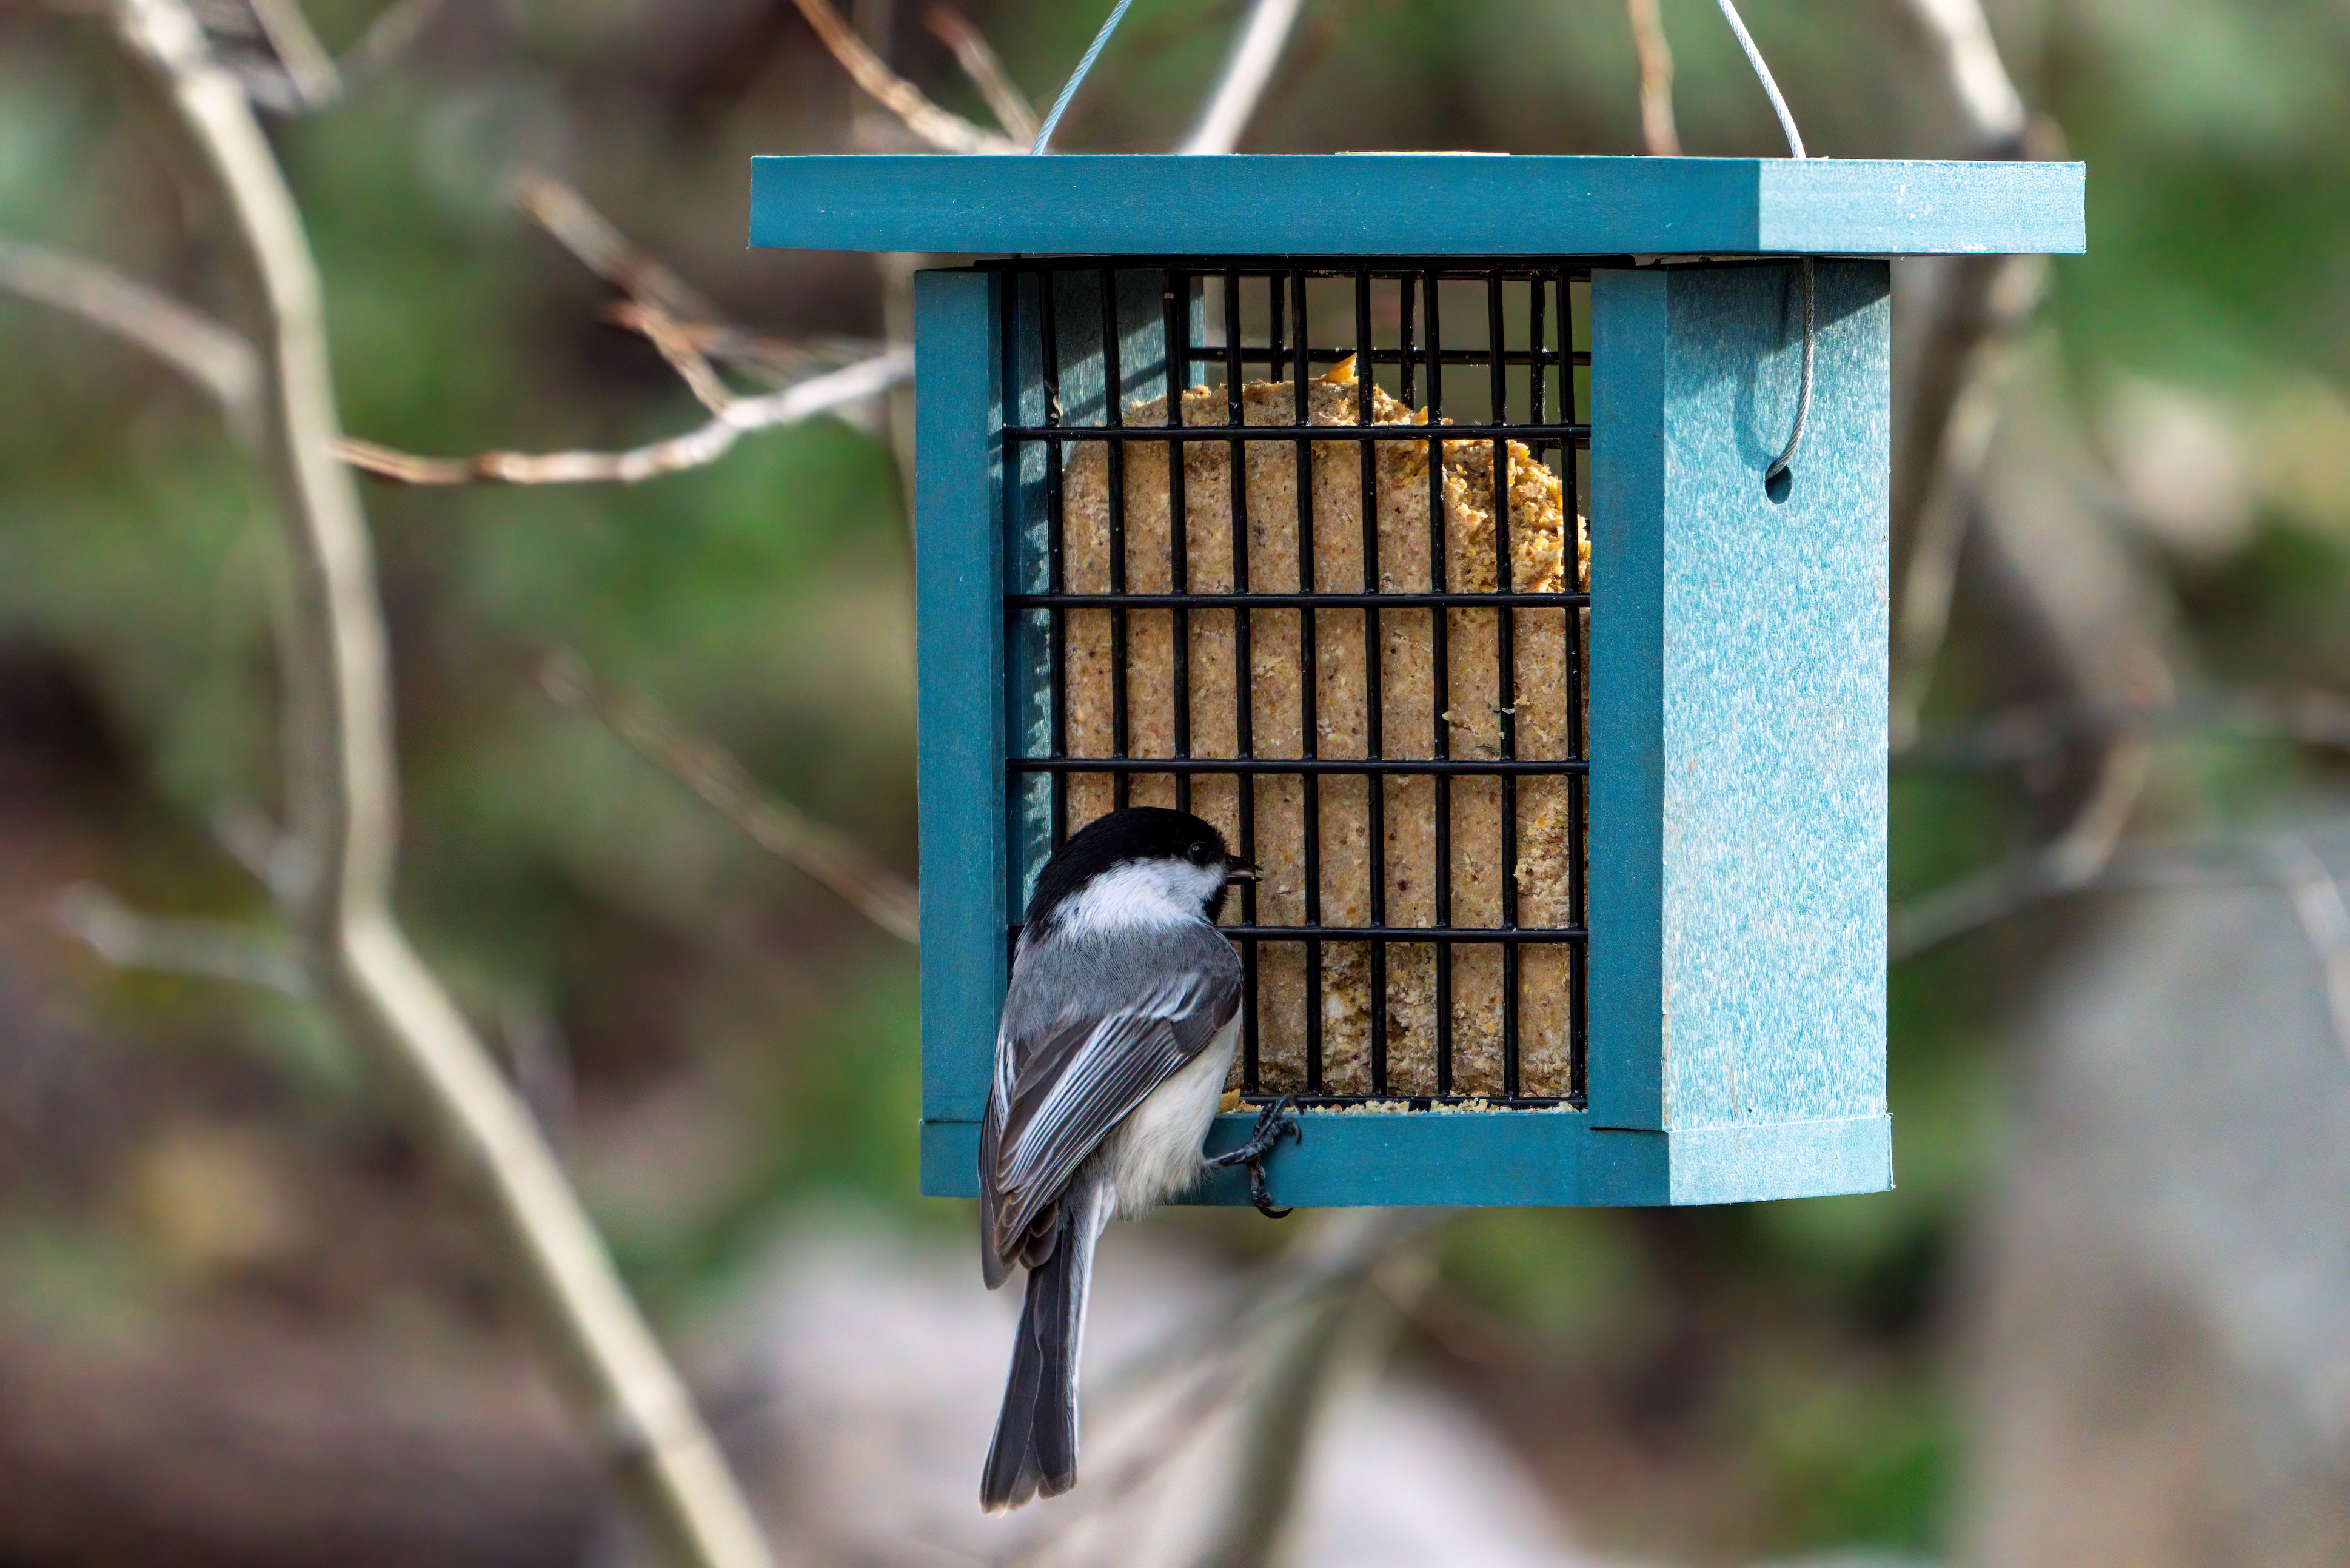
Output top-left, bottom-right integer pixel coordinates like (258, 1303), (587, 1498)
(977, 806), (1301, 1513)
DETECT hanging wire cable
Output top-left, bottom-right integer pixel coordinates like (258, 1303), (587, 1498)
(1713, 1), (1813, 486)
(1713, 0), (1804, 158)
(1031, 0), (1137, 154)
(1767, 258), (1814, 487)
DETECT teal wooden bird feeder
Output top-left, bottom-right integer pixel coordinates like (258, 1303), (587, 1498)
(749, 153), (2082, 1209)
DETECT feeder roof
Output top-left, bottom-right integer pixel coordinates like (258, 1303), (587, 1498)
(749, 154), (2081, 259)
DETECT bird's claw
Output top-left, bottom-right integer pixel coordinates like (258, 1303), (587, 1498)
(1206, 1094), (1302, 1219)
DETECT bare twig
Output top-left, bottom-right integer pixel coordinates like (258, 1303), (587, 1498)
(840, 4), (929, 521)
(1896, 685), (2350, 772)
(1186, 1211), (1435, 1568)
(925, 6), (1038, 144)
(338, 344), (913, 485)
(224, 0), (449, 110)
(632, 316), (887, 390)
(1889, 741), (2149, 959)
(55, 882), (307, 994)
(333, 0), (449, 92)
(1625, 0), (1682, 155)
(1895, 0), (2027, 152)
(1890, 830), (2350, 1007)
(1020, 1209), (1443, 1564)
(788, 0), (1023, 154)
(1090, 1207), (1446, 1415)
(512, 173), (882, 389)
(1177, 0), (1303, 155)
(101, 5), (777, 1566)
(621, 303), (891, 392)
(615, 300), (737, 415)
(1888, 253), (2045, 743)
(1880, 0), (2043, 742)
(538, 652), (921, 946)
(2271, 837), (2350, 1065)
(244, 0), (340, 107)
(513, 172), (725, 324)
(1891, 825), (2350, 1071)
(0, 236), (258, 417)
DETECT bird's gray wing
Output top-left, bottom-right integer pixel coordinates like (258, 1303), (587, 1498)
(981, 923), (1240, 1270)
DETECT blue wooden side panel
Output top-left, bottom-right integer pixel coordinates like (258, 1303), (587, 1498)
(751, 156), (2084, 260)
(915, 269), (1007, 1136)
(1587, 270), (1669, 1134)
(1656, 262), (1891, 1193)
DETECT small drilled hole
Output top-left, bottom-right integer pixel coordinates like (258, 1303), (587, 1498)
(1764, 467), (1793, 504)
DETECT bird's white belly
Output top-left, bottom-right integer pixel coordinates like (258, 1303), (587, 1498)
(1102, 1016), (1241, 1220)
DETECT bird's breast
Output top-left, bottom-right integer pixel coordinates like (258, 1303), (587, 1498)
(1100, 1016), (1242, 1221)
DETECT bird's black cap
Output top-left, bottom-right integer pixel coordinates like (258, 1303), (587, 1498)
(1022, 807), (1242, 930)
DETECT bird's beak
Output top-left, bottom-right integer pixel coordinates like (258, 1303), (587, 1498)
(1224, 861), (1259, 885)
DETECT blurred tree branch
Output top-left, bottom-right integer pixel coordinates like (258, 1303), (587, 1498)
(213, 0), (451, 112)
(1185, 1210), (1437, 1568)
(95, 4), (780, 1567)
(337, 344), (912, 484)
(514, 171), (726, 324)
(514, 173), (883, 390)
(621, 298), (740, 414)
(1625, 0), (1681, 155)
(1889, 251), (2047, 743)
(1895, 829), (2350, 1064)
(1889, 678), (2350, 964)
(243, 0), (338, 106)
(1179, 0), (1303, 156)
(1881, 0), (2046, 745)
(0, 235), (258, 421)
(329, 0), (449, 95)
(800, 0), (1305, 158)
(1896, 685), (2350, 772)
(1898, 0), (2027, 147)
(343, 172), (911, 485)
(789, 0), (1023, 153)
(2272, 837), (2350, 1064)
(1017, 1209), (1445, 1565)
(926, 5), (1038, 143)
(538, 651), (921, 945)
(1890, 740), (2148, 959)
(1875, 0), (2186, 982)
(55, 881), (308, 994)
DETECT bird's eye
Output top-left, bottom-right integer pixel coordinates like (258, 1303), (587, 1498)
(1187, 842), (1210, 866)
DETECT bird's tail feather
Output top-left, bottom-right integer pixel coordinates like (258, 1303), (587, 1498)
(980, 1183), (1100, 1512)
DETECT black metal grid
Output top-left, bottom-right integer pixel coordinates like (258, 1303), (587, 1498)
(1000, 258), (1590, 1110)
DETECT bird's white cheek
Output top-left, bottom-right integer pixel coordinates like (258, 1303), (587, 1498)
(1059, 859), (1209, 933)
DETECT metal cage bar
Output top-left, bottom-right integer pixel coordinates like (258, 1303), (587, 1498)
(1000, 256), (1590, 1111)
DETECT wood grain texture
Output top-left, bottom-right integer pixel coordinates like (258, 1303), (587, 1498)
(751, 156), (2083, 258)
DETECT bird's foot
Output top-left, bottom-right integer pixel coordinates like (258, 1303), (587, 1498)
(1205, 1094), (1302, 1218)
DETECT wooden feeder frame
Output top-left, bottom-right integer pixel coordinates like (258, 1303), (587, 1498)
(749, 154), (2084, 1208)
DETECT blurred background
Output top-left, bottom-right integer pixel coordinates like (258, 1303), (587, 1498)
(1, 1), (2347, 1564)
